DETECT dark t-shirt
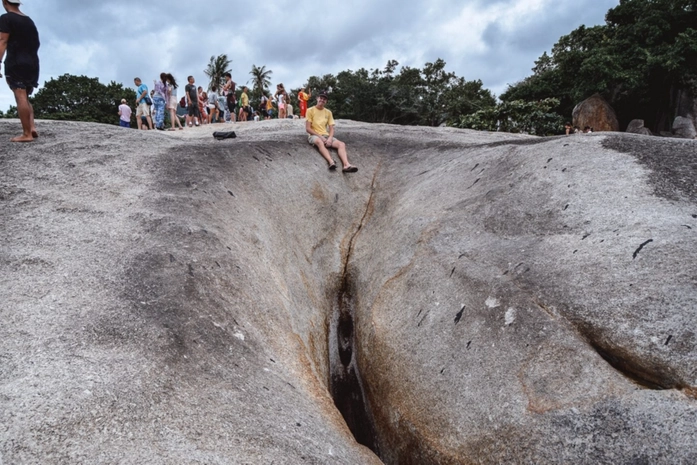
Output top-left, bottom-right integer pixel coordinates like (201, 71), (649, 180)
(0, 12), (40, 85)
(185, 83), (197, 103)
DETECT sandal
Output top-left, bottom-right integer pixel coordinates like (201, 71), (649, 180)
(342, 166), (358, 173)
(328, 163), (337, 171)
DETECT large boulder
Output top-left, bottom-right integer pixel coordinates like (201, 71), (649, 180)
(1, 120), (695, 464)
(626, 118), (653, 136)
(572, 93), (620, 132)
(672, 115), (697, 139)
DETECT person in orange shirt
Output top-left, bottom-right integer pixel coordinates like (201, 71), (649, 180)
(298, 87), (311, 118)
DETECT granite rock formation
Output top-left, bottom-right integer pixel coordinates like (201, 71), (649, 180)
(572, 93), (620, 132)
(626, 119), (653, 136)
(1, 120), (695, 464)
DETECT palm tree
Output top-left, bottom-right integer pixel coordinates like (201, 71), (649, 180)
(204, 54), (232, 91)
(249, 64), (273, 100)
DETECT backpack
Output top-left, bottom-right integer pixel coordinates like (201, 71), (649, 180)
(180, 96), (186, 108)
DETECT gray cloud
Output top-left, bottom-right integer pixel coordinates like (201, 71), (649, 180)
(0, 0), (619, 111)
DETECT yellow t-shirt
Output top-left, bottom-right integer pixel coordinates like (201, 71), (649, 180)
(306, 106), (334, 136)
(240, 92), (249, 107)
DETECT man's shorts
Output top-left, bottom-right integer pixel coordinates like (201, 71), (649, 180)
(187, 103), (201, 117)
(119, 120), (130, 128)
(6, 76), (35, 95)
(308, 135), (341, 146)
(135, 102), (151, 117)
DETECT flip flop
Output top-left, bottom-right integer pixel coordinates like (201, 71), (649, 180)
(342, 166), (358, 173)
(328, 163), (337, 171)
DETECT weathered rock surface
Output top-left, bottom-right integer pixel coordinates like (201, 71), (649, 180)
(572, 93), (620, 132)
(1, 119), (696, 464)
(673, 115), (697, 139)
(626, 118), (653, 136)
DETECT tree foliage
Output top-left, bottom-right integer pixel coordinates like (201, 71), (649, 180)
(457, 98), (565, 135)
(304, 59), (495, 127)
(249, 64), (273, 101)
(501, 0), (697, 132)
(29, 74), (132, 125)
(204, 54), (232, 91)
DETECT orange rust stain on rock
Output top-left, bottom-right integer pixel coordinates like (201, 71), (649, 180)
(683, 386), (697, 399)
(311, 182), (327, 201)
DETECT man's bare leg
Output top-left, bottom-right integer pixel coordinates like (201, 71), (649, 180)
(11, 88), (35, 142)
(331, 140), (352, 168)
(314, 140), (335, 167)
(146, 115), (154, 130)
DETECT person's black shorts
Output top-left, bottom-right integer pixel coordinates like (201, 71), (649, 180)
(187, 103), (201, 118)
(6, 76), (35, 95)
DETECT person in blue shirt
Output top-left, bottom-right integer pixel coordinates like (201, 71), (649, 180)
(133, 77), (153, 130)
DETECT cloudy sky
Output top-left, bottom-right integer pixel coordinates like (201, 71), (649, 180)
(2, 0), (618, 112)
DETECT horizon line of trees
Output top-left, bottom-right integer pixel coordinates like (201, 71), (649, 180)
(2, 0), (692, 135)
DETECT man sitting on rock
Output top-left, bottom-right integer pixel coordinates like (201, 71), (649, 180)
(305, 92), (357, 172)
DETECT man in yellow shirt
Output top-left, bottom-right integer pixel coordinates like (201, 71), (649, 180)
(238, 86), (250, 122)
(305, 92), (358, 172)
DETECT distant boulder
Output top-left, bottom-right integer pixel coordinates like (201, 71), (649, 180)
(626, 119), (653, 136)
(672, 116), (697, 139)
(572, 93), (620, 132)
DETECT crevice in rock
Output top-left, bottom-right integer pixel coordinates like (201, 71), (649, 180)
(328, 168), (383, 460)
(584, 336), (673, 390)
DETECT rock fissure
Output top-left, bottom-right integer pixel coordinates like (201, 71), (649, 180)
(328, 167), (383, 459)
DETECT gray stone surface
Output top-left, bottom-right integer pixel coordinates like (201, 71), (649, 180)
(673, 115), (697, 139)
(626, 118), (653, 136)
(1, 119), (696, 464)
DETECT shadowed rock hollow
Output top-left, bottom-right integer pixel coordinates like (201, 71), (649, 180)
(1, 119), (696, 464)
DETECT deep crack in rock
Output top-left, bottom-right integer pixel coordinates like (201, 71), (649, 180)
(328, 167), (382, 460)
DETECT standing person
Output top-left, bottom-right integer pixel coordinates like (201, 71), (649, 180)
(222, 72), (236, 122)
(133, 77), (153, 130)
(184, 75), (200, 127)
(238, 86), (249, 122)
(118, 99), (131, 128)
(207, 85), (219, 123)
(197, 86), (207, 124)
(306, 92), (358, 173)
(275, 84), (287, 119)
(298, 87), (310, 118)
(152, 73), (168, 130)
(265, 92), (274, 119)
(0, 0), (40, 142)
(165, 73), (183, 130)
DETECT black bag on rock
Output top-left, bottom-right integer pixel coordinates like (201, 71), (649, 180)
(213, 131), (237, 140)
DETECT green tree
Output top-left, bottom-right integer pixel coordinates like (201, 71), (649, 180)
(305, 59), (494, 127)
(249, 64), (273, 102)
(501, 0), (697, 132)
(204, 54), (232, 91)
(457, 98), (565, 135)
(29, 74), (132, 125)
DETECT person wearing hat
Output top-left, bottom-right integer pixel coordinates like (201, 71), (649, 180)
(0, 0), (40, 142)
(118, 98), (132, 128)
(305, 92), (358, 173)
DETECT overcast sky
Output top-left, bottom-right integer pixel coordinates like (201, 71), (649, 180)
(1, 0), (618, 112)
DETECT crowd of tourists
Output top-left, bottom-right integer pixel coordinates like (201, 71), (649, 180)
(0, 1), (357, 172)
(117, 73), (313, 130)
